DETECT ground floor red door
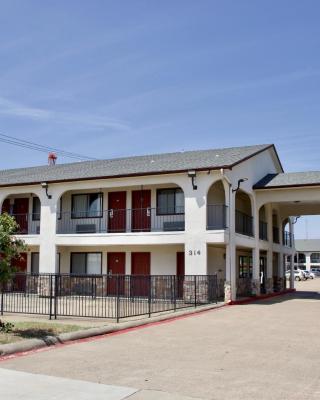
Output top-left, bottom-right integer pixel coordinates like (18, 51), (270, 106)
(13, 198), (29, 234)
(131, 252), (151, 297)
(107, 252), (126, 296)
(131, 190), (151, 232)
(176, 252), (185, 299)
(13, 252), (27, 291)
(108, 192), (126, 232)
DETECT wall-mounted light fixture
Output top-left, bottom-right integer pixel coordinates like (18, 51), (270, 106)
(232, 178), (248, 193)
(188, 170), (197, 190)
(41, 182), (52, 199)
(292, 216), (301, 224)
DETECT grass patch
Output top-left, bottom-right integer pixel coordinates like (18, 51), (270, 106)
(0, 321), (87, 345)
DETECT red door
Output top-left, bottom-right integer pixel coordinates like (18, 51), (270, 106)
(1, 199), (11, 214)
(13, 252), (27, 291)
(107, 253), (126, 296)
(131, 190), (151, 232)
(176, 252), (185, 299)
(13, 198), (29, 234)
(131, 252), (150, 297)
(108, 192), (126, 232)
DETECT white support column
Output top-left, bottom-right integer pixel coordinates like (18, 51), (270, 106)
(289, 219), (295, 289)
(39, 194), (58, 273)
(225, 187), (236, 302)
(252, 198), (260, 296)
(184, 182), (207, 276)
(305, 253), (311, 271)
(266, 204), (273, 293)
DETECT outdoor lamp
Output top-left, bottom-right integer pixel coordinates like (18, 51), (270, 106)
(41, 182), (52, 199)
(232, 178), (248, 193)
(188, 170), (197, 190)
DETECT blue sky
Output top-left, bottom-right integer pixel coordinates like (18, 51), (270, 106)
(0, 1), (320, 238)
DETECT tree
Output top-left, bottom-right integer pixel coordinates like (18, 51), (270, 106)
(0, 213), (26, 293)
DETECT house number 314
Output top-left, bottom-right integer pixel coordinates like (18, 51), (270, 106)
(188, 250), (201, 256)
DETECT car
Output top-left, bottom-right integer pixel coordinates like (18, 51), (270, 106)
(303, 270), (310, 279)
(311, 268), (320, 277)
(285, 269), (304, 281)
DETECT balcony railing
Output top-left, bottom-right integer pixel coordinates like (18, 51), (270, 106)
(1, 213), (40, 235)
(259, 220), (268, 241)
(57, 208), (185, 234)
(235, 210), (253, 237)
(273, 226), (280, 244)
(207, 204), (228, 230)
(283, 231), (293, 247)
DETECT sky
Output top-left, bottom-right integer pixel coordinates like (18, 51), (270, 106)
(0, 0), (320, 238)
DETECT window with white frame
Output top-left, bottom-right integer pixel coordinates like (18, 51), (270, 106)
(71, 193), (103, 218)
(71, 253), (102, 274)
(156, 188), (184, 215)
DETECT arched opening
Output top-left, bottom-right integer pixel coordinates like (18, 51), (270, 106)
(56, 184), (185, 234)
(259, 205), (268, 241)
(235, 190), (253, 236)
(1, 193), (41, 234)
(282, 218), (292, 247)
(207, 180), (227, 229)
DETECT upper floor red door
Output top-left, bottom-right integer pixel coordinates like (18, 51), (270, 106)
(131, 190), (151, 232)
(13, 198), (29, 234)
(108, 192), (126, 232)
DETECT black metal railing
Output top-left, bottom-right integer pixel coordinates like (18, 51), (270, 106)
(57, 208), (185, 234)
(259, 220), (268, 241)
(1, 213), (40, 235)
(206, 204), (228, 230)
(235, 210), (253, 236)
(283, 231), (293, 247)
(273, 226), (280, 244)
(0, 273), (219, 322)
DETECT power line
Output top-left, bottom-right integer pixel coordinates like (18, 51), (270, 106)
(0, 133), (98, 161)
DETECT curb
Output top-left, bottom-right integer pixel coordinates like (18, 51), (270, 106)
(0, 302), (226, 357)
(228, 288), (296, 305)
(0, 289), (296, 359)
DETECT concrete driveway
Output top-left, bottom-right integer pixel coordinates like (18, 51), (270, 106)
(1, 279), (320, 400)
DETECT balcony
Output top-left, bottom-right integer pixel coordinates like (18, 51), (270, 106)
(259, 220), (268, 241)
(235, 210), (253, 237)
(206, 204), (228, 230)
(4, 213), (40, 235)
(57, 208), (185, 234)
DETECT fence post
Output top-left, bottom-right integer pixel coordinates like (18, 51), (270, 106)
(0, 284), (4, 316)
(173, 275), (176, 312)
(49, 275), (53, 320)
(116, 275), (120, 323)
(148, 276), (152, 318)
(54, 274), (58, 320)
(194, 275), (197, 308)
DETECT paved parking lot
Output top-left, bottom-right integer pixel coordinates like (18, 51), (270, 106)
(1, 279), (320, 400)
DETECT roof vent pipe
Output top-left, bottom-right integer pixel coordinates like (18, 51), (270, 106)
(48, 152), (57, 165)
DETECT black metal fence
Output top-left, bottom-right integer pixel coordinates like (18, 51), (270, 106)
(0, 274), (219, 322)
(235, 210), (253, 236)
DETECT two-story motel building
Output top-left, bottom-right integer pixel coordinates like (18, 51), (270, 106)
(2, 143), (320, 302)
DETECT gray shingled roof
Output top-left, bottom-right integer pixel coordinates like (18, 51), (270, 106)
(295, 239), (320, 252)
(0, 144), (272, 187)
(254, 171), (320, 189)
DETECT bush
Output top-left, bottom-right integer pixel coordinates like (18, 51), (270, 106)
(0, 320), (14, 333)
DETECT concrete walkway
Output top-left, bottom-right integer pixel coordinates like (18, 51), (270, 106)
(1, 279), (320, 400)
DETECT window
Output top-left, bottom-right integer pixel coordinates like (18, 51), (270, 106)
(32, 197), (41, 221)
(31, 252), (39, 274)
(70, 253), (102, 274)
(310, 253), (320, 263)
(239, 256), (252, 278)
(71, 193), (103, 218)
(156, 188), (184, 215)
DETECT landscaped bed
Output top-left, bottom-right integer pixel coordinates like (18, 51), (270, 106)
(0, 321), (88, 345)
